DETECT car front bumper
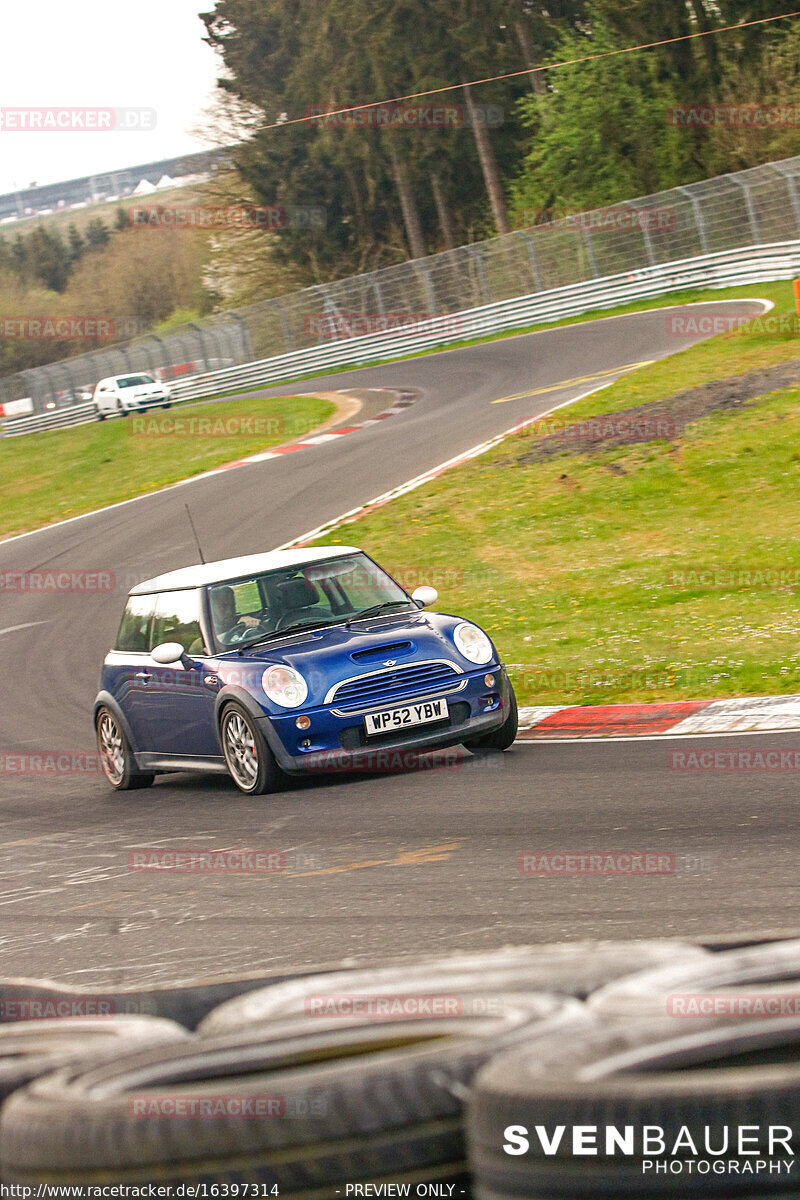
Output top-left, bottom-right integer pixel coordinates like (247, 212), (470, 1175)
(122, 394), (170, 410)
(257, 665), (512, 775)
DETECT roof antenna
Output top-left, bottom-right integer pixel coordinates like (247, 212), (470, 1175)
(185, 504), (206, 564)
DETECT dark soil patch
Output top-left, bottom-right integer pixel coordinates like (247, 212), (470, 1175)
(515, 358), (800, 465)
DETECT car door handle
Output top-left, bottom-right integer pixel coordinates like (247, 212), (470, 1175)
(135, 671), (152, 683)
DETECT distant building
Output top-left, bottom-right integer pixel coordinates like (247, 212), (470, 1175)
(0, 147), (231, 222)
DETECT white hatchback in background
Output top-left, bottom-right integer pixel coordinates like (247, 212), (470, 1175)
(93, 373), (172, 420)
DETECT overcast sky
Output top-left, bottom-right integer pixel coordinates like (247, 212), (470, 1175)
(0, 0), (222, 194)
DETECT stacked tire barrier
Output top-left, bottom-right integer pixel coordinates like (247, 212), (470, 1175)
(0, 937), (799, 1196)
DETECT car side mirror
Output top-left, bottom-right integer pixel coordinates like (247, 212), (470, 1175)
(411, 585), (438, 608)
(152, 641), (191, 667)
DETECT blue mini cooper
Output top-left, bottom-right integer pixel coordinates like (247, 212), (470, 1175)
(95, 547), (518, 794)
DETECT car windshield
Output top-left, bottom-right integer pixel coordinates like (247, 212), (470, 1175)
(116, 375), (155, 388)
(207, 553), (413, 649)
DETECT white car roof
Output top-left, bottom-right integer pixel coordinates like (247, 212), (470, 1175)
(130, 546), (362, 595)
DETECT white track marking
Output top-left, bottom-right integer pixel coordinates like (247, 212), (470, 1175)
(0, 621), (48, 637)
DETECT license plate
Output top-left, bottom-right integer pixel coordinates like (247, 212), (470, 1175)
(364, 697), (449, 736)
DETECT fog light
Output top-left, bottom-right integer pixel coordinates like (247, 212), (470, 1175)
(484, 674), (496, 687)
(295, 715), (311, 730)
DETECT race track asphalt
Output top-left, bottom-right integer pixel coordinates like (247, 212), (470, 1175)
(2, 299), (794, 985)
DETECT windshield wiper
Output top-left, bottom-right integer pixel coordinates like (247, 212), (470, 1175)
(235, 619), (341, 654)
(346, 600), (414, 626)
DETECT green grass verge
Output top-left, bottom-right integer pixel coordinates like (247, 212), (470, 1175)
(315, 280), (800, 705)
(0, 393), (334, 541)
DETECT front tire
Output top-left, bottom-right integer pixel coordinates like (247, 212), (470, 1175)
(463, 688), (518, 753)
(96, 707), (154, 791)
(220, 704), (282, 795)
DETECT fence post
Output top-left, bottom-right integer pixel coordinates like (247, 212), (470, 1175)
(373, 277), (386, 317)
(272, 300), (293, 353)
(188, 323), (210, 372)
(772, 163), (800, 239)
(468, 245), (491, 304)
(520, 232), (542, 291)
(416, 260), (438, 314)
(679, 186), (710, 255)
(582, 227), (600, 278)
(729, 176), (761, 244)
(142, 333), (165, 376)
(223, 312), (253, 363)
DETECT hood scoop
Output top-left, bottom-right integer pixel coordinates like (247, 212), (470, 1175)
(350, 641), (414, 664)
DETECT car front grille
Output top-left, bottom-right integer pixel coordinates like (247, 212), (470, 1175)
(327, 659), (463, 713)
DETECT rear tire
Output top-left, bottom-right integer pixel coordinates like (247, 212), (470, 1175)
(463, 688), (518, 753)
(220, 704), (282, 795)
(95, 707), (154, 791)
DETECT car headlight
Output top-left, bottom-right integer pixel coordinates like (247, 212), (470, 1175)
(262, 665), (308, 708)
(453, 622), (494, 665)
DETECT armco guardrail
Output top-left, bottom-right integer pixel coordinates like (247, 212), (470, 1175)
(166, 241), (800, 405)
(2, 402), (98, 437)
(2, 155), (799, 419)
(4, 240), (800, 438)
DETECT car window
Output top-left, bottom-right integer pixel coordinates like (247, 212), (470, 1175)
(115, 595), (156, 652)
(116, 375), (155, 388)
(151, 589), (205, 654)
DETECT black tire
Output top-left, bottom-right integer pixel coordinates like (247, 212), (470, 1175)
(96, 409), (106, 422)
(0, 963), (351, 1033)
(95, 707), (154, 791)
(589, 935), (800, 1018)
(220, 703), (282, 795)
(198, 941), (708, 1035)
(162, 401), (171, 410)
(468, 1011), (800, 1198)
(0, 996), (587, 1189)
(464, 688), (518, 753)
(0, 1016), (188, 1105)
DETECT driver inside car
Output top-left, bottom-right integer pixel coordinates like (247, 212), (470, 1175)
(210, 585), (263, 645)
